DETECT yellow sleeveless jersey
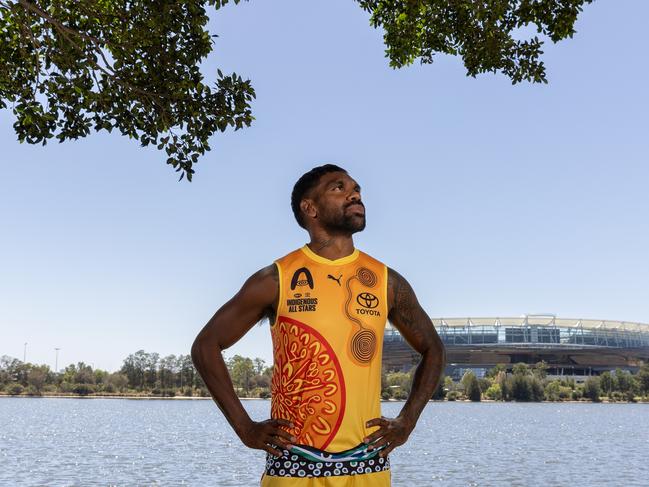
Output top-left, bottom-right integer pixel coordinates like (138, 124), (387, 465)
(261, 245), (391, 487)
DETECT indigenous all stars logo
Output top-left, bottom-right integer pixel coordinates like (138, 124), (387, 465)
(288, 267), (318, 312)
(270, 316), (345, 450)
(290, 267), (314, 290)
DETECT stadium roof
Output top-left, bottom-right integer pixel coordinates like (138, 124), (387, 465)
(428, 315), (649, 333)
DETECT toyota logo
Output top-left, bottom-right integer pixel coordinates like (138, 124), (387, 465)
(356, 292), (379, 309)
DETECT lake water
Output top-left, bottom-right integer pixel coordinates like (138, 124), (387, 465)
(1, 398), (648, 486)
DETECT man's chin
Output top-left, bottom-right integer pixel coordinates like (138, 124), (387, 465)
(326, 217), (365, 234)
(347, 217), (366, 234)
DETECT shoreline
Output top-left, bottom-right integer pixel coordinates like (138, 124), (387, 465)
(0, 394), (646, 404)
(0, 393), (213, 400)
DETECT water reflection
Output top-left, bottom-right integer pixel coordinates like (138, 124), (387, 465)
(1, 398), (648, 486)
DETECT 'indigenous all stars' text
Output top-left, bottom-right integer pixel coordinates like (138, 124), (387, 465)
(287, 297), (318, 312)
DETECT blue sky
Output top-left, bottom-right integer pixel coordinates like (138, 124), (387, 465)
(1, 1), (648, 371)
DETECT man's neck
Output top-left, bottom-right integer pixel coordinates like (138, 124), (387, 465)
(306, 233), (355, 261)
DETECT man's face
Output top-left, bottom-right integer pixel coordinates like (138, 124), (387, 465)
(306, 171), (366, 234)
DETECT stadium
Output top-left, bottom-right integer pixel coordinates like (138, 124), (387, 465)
(383, 314), (649, 380)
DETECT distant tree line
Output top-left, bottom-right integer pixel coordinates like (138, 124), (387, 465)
(381, 362), (649, 403)
(2, 352), (648, 402)
(0, 351), (271, 398)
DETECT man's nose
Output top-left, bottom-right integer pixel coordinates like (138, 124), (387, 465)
(348, 189), (361, 201)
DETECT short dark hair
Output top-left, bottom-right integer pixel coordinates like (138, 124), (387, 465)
(291, 164), (347, 229)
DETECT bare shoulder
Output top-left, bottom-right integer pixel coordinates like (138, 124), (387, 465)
(387, 267), (417, 312)
(387, 267), (438, 353)
(238, 263), (279, 305)
(249, 263), (279, 284)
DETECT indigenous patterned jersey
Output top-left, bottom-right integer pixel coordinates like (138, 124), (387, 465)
(261, 245), (391, 486)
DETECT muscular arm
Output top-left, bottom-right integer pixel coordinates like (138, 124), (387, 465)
(388, 268), (446, 422)
(365, 267), (446, 456)
(191, 264), (295, 456)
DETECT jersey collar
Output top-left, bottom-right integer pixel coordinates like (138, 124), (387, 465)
(300, 245), (360, 266)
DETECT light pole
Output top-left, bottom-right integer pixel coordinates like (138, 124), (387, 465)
(55, 348), (61, 373)
(23, 342), (27, 363)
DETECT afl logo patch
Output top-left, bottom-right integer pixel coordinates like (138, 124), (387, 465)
(290, 267), (314, 290)
(356, 292), (379, 309)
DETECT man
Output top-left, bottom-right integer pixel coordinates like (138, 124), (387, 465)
(192, 164), (446, 486)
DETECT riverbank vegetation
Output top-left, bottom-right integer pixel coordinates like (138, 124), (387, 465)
(0, 351), (267, 398)
(382, 361), (649, 403)
(1, 352), (648, 403)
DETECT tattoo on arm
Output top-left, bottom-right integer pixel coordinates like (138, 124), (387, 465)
(388, 267), (446, 425)
(388, 268), (433, 354)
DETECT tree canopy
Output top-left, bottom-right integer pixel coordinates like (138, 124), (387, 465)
(356, 0), (593, 82)
(0, 0), (592, 179)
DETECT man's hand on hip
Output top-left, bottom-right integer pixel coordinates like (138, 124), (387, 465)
(363, 416), (415, 458)
(239, 418), (296, 457)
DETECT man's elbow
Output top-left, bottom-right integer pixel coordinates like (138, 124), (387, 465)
(438, 343), (447, 370)
(434, 334), (447, 366)
(191, 332), (225, 368)
(190, 337), (202, 368)
(422, 336), (446, 369)
(191, 333), (212, 368)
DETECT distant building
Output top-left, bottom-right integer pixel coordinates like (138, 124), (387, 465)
(383, 314), (649, 379)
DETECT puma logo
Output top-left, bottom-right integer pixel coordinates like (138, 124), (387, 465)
(327, 274), (342, 286)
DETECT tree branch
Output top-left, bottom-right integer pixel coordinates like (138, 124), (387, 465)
(18, 0), (102, 44)
(17, 8), (42, 96)
(17, 0), (166, 105)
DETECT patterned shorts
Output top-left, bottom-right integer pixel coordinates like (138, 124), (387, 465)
(264, 443), (390, 478)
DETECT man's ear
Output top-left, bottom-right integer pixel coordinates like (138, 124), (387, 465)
(300, 198), (317, 221)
